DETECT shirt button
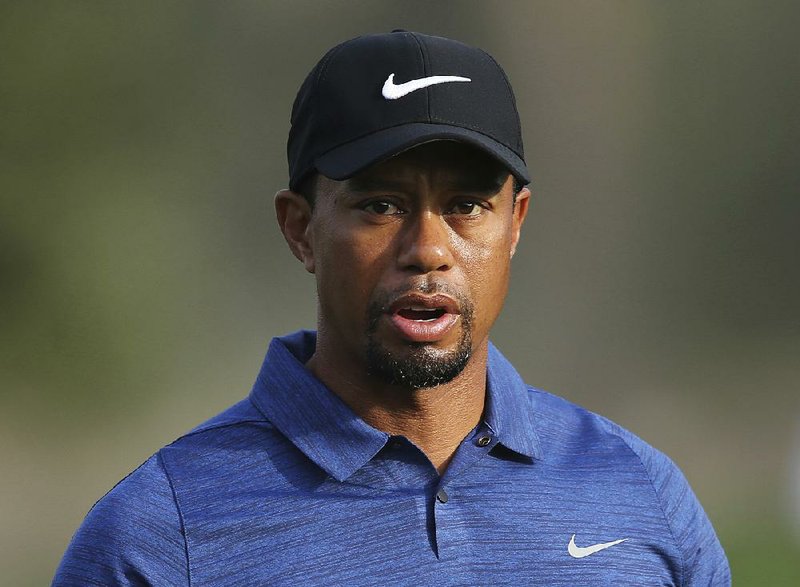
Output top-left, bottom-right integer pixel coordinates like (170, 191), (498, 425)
(436, 488), (449, 504)
(476, 435), (491, 447)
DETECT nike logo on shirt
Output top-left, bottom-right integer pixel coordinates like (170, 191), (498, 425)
(381, 73), (471, 100)
(567, 534), (628, 559)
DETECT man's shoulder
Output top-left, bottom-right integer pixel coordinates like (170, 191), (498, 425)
(82, 398), (281, 513)
(158, 397), (296, 486)
(54, 397), (286, 584)
(180, 396), (272, 437)
(525, 386), (671, 469)
(522, 386), (691, 522)
(522, 387), (730, 584)
(83, 398), (276, 513)
(53, 452), (187, 584)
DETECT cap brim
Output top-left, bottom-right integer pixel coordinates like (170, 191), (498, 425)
(314, 123), (530, 185)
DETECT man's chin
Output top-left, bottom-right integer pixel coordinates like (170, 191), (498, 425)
(365, 336), (472, 390)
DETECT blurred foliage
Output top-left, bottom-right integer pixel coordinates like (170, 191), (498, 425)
(1, 1), (798, 584)
(723, 515), (800, 585)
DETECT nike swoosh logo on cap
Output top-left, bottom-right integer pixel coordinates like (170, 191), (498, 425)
(567, 534), (628, 559)
(381, 73), (471, 100)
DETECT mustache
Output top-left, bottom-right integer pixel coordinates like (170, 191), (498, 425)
(366, 281), (474, 332)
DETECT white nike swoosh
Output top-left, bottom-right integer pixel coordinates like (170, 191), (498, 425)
(567, 534), (628, 559)
(381, 73), (471, 100)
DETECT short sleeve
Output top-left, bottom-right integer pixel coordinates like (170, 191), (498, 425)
(52, 453), (188, 586)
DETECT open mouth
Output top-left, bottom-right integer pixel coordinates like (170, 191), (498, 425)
(396, 307), (447, 322)
(386, 294), (460, 342)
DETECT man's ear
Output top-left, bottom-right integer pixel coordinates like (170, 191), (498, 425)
(510, 186), (531, 258)
(275, 189), (315, 273)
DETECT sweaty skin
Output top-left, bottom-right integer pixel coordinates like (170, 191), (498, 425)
(276, 142), (530, 474)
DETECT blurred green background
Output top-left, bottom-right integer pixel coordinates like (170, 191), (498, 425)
(2, 2), (798, 584)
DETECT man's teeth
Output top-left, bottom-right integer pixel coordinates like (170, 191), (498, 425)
(399, 306), (446, 321)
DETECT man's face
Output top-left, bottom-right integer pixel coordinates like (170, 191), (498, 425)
(304, 141), (530, 389)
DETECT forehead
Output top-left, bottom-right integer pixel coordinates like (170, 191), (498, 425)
(344, 141), (511, 193)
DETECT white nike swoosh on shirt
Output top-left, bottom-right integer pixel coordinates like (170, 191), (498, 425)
(381, 73), (471, 100)
(567, 534), (628, 559)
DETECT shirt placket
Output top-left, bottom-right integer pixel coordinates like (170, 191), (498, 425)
(431, 423), (499, 563)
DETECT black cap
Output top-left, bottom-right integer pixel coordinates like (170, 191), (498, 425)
(287, 30), (530, 191)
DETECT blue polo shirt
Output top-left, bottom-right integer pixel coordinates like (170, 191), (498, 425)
(53, 330), (730, 585)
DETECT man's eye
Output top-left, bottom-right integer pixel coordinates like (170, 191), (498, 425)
(450, 201), (483, 216)
(363, 200), (403, 215)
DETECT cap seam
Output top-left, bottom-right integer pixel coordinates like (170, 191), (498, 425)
(317, 36), (357, 88)
(408, 32), (431, 122)
(478, 48), (524, 151)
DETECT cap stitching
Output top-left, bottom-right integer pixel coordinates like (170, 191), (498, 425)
(407, 32), (431, 122)
(478, 48), (524, 151)
(317, 36), (356, 87)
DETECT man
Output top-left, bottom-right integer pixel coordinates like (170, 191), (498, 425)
(53, 31), (730, 585)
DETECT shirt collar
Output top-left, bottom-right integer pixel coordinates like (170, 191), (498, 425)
(484, 342), (543, 460)
(249, 331), (542, 481)
(249, 330), (389, 482)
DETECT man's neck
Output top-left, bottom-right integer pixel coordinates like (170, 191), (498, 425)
(306, 341), (489, 476)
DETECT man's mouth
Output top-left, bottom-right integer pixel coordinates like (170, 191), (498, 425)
(395, 306), (447, 322)
(386, 294), (460, 342)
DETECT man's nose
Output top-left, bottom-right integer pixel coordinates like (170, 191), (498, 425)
(396, 211), (454, 274)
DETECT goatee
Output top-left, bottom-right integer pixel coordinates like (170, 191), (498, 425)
(364, 285), (474, 390)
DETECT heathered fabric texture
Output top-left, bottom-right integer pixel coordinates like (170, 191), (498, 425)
(53, 330), (730, 586)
